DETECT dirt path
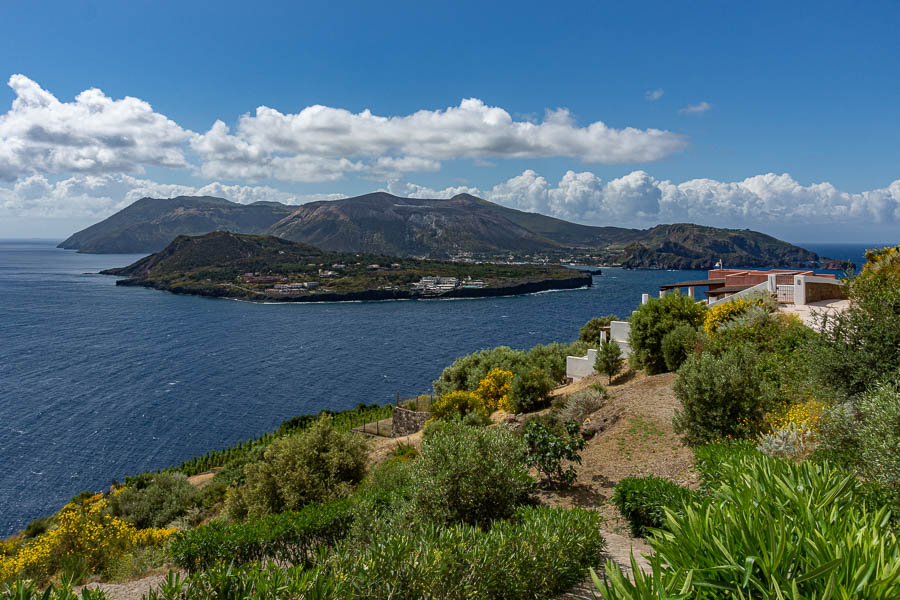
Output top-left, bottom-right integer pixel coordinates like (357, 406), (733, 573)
(546, 372), (694, 598)
(78, 573), (171, 600)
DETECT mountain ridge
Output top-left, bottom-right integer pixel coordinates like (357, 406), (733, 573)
(60, 193), (850, 270)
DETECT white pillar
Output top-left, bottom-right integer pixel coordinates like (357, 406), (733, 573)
(659, 289), (666, 298)
(795, 275), (807, 306)
(688, 286), (695, 300)
(641, 293), (650, 305)
(768, 274), (778, 293)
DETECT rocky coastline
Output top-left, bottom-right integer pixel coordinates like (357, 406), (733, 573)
(113, 273), (593, 303)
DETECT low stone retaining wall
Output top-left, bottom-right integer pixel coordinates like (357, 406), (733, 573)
(804, 280), (848, 303)
(392, 406), (430, 437)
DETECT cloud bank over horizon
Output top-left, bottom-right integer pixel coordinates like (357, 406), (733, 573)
(1, 75), (898, 241)
(0, 75), (686, 184)
(3, 169), (899, 241)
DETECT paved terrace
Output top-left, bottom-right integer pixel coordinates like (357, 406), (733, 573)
(778, 298), (850, 330)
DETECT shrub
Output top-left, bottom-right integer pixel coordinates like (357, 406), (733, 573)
(410, 420), (532, 527)
(168, 499), (354, 573)
(554, 385), (606, 425)
(22, 517), (52, 540)
(507, 367), (554, 413)
(2, 579), (110, 600)
(660, 323), (697, 372)
(809, 263), (900, 398)
(629, 292), (706, 374)
(329, 506), (606, 600)
(0, 493), (174, 585)
(692, 440), (760, 492)
(703, 291), (776, 334)
(432, 346), (529, 396)
(524, 421), (585, 486)
(611, 476), (699, 537)
(344, 460), (417, 548)
(756, 398), (825, 459)
(821, 377), (900, 492)
(240, 418), (369, 516)
(144, 563), (340, 600)
(673, 343), (779, 446)
(579, 315), (619, 347)
(594, 339), (624, 384)
(108, 473), (198, 529)
(472, 368), (513, 412)
(430, 390), (484, 419)
(595, 452), (900, 599)
(526, 342), (587, 383)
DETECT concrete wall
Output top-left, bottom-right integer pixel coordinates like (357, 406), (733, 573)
(566, 321), (633, 381)
(610, 321), (632, 356)
(795, 275), (846, 305)
(566, 349), (598, 381)
(392, 406), (430, 437)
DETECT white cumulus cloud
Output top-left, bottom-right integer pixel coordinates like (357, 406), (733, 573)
(0, 75), (687, 184)
(190, 99), (688, 181)
(0, 174), (343, 219)
(0, 75), (191, 181)
(393, 170), (900, 232)
(679, 101), (712, 114)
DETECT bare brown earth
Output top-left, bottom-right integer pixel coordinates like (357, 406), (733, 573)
(546, 371), (695, 599)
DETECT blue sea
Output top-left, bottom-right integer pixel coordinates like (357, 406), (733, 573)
(0, 240), (883, 535)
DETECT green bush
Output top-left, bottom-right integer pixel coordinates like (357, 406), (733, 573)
(526, 341), (588, 383)
(2, 579), (109, 600)
(809, 269), (900, 398)
(238, 418), (369, 516)
(432, 346), (529, 396)
(554, 385), (607, 425)
(594, 339), (624, 384)
(108, 473), (198, 529)
(523, 421), (585, 486)
(329, 506), (606, 600)
(673, 343), (779, 446)
(595, 452), (900, 599)
(144, 564), (339, 600)
(411, 420), (533, 527)
(168, 499), (354, 573)
(508, 367), (554, 413)
(816, 377), (900, 495)
(692, 440), (761, 492)
(611, 476), (699, 537)
(22, 516), (52, 539)
(629, 292), (706, 374)
(660, 323), (697, 372)
(579, 315), (619, 347)
(345, 460), (417, 548)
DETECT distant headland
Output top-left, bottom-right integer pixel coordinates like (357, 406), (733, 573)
(101, 232), (593, 303)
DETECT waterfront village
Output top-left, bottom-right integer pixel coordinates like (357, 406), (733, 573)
(240, 269), (487, 296)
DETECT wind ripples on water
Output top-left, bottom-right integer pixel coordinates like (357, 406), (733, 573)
(0, 240), (870, 535)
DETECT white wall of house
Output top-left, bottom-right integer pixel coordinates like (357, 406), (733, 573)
(566, 349), (598, 382)
(566, 321), (633, 381)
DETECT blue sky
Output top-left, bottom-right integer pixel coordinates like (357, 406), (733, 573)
(1, 0), (898, 241)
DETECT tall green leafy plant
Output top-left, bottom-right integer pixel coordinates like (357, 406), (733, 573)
(629, 293), (705, 374)
(595, 452), (900, 599)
